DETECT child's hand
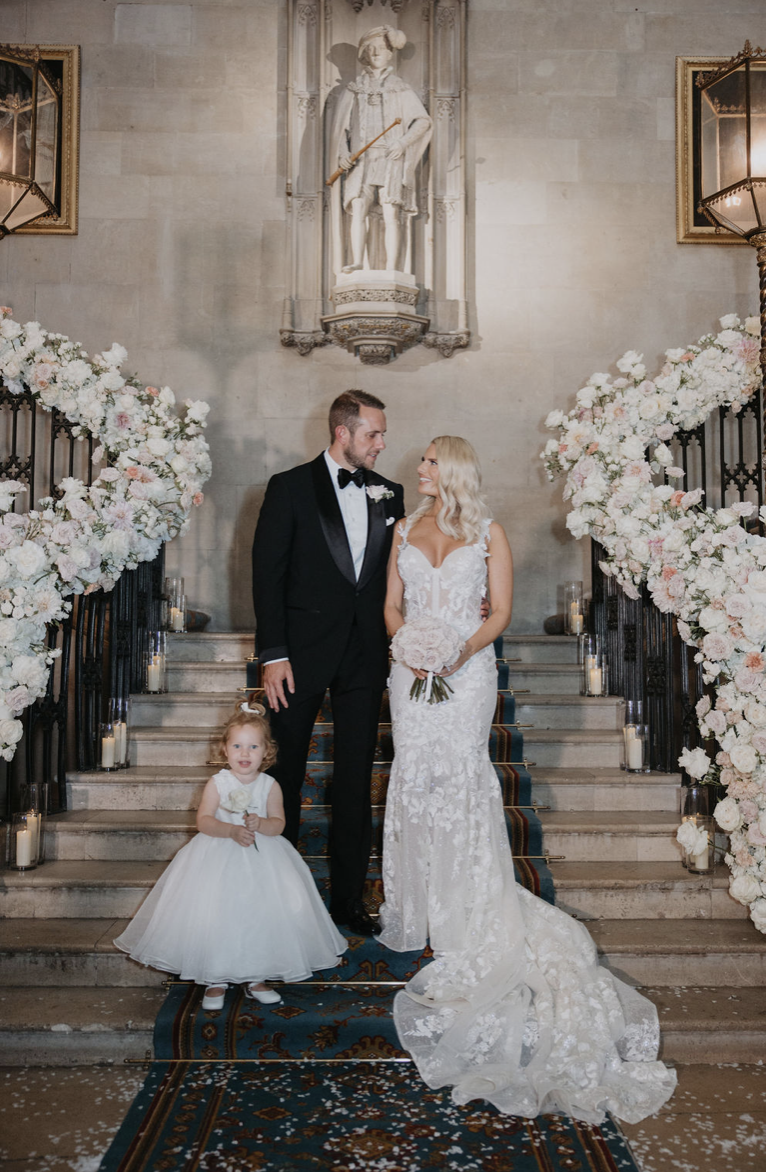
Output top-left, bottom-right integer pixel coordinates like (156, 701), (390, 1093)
(243, 812), (261, 833)
(230, 824), (255, 847)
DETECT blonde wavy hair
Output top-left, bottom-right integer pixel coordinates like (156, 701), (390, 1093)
(409, 436), (489, 543)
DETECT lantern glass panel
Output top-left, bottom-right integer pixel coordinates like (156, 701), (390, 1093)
(35, 71), (58, 202)
(0, 59), (34, 179)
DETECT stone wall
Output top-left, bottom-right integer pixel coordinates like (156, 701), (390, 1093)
(1, 0), (760, 630)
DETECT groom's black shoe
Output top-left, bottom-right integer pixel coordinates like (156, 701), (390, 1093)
(332, 899), (381, 936)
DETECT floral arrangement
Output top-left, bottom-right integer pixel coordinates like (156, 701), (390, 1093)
(0, 309), (211, 762)
(391, 616), (464, 703)
(221, 785), (259, 849)
(542, 313), (766, 933)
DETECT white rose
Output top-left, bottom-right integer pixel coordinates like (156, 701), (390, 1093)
(147, 438), (171, 458)
(714, 796), (742, 832)
(0, 718), (23, 745)
(697, 606), (728, 633)
(10, 540), (47, 579)
(730, 742), (758, 774)
(170, 455), (188, 474)
(159, 386), (175, 406)
(620, 436), (645, 461)
(545, 409), (566, 427)
(653, 443), (673, 467)
(730, 873), (760, 904)
(719, 314), (740, 330)
(677, 820), (708, 855)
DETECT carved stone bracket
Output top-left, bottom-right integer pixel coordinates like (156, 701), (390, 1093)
(279, 329), (333, 356)
(422, 330), (470, 359)
(324, 311), (429, 364)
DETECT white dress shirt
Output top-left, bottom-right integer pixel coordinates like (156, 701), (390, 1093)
(324, 448), (368, 580)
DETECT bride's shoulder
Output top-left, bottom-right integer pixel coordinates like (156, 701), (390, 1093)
(486, 520), (512, 553)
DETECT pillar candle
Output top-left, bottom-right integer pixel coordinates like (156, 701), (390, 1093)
(101, 735), (116, 769)
(25, 811), (40, 859)
(692, 842), (710, 871)
(114, 722), (127, 766)
(626, 732), (643, 770)
(16, 827), (33, 867)
(147, 657), (161, 692)
(170, 607), (184, 632)
(588, 666), (602, 695)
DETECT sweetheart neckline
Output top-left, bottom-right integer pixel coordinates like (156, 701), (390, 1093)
(404, 541), (476, 572)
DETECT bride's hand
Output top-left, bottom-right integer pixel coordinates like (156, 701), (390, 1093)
(439, 643), (473, 678)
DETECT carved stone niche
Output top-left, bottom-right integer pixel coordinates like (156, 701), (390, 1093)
(280, 0), (469, 364)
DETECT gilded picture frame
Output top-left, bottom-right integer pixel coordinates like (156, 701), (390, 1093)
(14, 44), (81, 236)
(675, 54), (748, 245)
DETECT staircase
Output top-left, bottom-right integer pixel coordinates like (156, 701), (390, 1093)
(0, 632), (762, 1066)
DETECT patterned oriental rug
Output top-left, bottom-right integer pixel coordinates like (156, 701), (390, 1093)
(97, 658), (639, 1170)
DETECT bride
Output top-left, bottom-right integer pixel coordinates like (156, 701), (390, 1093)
(379, 435), (676, 1124)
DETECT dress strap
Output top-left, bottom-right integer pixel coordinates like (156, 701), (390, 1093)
(397, 516), (416, 547)
(477, 517), (493, 558)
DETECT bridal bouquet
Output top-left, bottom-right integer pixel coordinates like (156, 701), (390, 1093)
(221, 785), (259, 849)
(391, 617), (464, 704)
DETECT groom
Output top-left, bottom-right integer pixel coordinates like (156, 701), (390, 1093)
(252, 390), (404, 935)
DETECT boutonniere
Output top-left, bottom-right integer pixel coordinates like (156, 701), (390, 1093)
(367, 484), (394, 503)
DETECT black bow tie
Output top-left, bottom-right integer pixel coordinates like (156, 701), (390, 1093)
(338, 467), (366, 490)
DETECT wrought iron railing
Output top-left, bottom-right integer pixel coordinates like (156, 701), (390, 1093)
(1, 383), (165, 820)
(589, 393), (763, 771)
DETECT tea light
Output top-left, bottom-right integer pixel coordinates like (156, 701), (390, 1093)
(101, 733), (116, 769)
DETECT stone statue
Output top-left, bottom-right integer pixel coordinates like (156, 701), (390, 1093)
(329, 26), (432, 275)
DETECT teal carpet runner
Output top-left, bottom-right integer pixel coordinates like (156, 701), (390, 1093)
(97, 658), (640, 1170)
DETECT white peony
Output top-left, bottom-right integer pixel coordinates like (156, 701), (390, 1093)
(10, 541), (47, 579)
(0, 718), (23, 745)
(730, 742), (758, 774)
(679, 746), (711, 779)
(750, 898), (766, 933)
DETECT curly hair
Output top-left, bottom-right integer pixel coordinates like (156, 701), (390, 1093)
(217, 693), (278, 770)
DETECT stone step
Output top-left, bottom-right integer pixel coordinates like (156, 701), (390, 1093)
(167, 660), (247, 692)
(502, 634), (580, 664)
(129, 690), (622, 732)
(647, 986), (766, 1063)
(553, 861), (747, 921)
(67, 766), (212, 811)
(528, 767), (680, 812)
(0, 985), (165, 1064)
(540, 811), (683, 862)
(166, 631), (254, 663)
(1, 979), (760, 1066)
(591, 920), (766, 989)
(0, 919), (166, 987)
(0, 861), (167, 919)
(66, 765), (680, 815)
(124, 724), (621, 769)
(505, 664), (583, 695)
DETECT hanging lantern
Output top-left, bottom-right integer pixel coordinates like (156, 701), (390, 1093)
(0, 44), (61, 239)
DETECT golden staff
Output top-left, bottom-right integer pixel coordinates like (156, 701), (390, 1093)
(325, 117), (402, 187)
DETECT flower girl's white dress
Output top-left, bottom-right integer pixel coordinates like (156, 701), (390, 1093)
(379, 518), (677, 1124)
(115, 770), (346, 986)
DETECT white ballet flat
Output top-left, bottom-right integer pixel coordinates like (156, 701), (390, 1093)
(201, 985), (227, 1011)
(245, 983), (282, 1005)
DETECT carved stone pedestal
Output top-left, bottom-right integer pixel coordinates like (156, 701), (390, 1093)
(322, 271), (429, 365)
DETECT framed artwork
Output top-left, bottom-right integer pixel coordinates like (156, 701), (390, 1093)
(14, 44), (81, 236)
(675, 54), (748, 245)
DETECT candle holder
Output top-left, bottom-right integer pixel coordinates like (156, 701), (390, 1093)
(21, 781), (48, 865)
(679, 783), (713, 869)
(581, 635), (603, 696)
(145, 630), (167, 694)
(10, 812), (37, 871)
(684, 814), (715, 875)
(623, 723), (650, 773)
(563, 580), (584, 636)
(165, 577), (186, 633)
(108, 697), (130, 769)
(100, 721), (119, 771)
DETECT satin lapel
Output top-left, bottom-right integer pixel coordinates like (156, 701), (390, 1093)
(311, 456), (356, 585)
(357, 486), (386, 591)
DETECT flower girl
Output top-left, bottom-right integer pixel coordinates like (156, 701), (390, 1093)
(115, 696), (346, 1009)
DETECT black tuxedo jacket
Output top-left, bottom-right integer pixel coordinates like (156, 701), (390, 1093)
(252, 454), (405, 694)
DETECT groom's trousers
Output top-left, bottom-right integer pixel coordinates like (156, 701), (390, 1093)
(267, 621), (384, 912)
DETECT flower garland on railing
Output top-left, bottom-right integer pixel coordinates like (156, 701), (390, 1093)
(542, 313), (766, 933)
(0, 309), (212, 762)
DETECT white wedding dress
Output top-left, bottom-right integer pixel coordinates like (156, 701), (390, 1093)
(378, 518), (677, 1124)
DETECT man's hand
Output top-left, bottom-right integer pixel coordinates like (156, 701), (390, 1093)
(263, 660), (295, 711)
(386, 143), (405, 160)
(338, 154), (354, 172)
